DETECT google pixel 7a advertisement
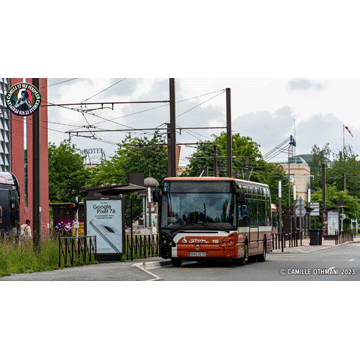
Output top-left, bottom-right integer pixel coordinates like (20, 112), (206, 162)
(86, 199), (124, 254)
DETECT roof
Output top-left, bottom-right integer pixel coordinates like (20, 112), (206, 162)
(81, 183), (147, 197)
(275, 154), (332, 166)
(164, 177), (235, 181)
(164, 177), (269, 188)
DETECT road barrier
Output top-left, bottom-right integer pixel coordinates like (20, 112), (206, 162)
(273, 229), (354, 250)
(272, 231), (302, 252)
(58, 236), (97, 267)
(125, 234), (159, 261)
(335, 230), (354, 245)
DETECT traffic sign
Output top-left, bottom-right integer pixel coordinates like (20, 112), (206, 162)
(295, 197), (306, 208)
(310, 202), (320, 216)
(340, 213), (346, 220)
(295, 208), (306, 217)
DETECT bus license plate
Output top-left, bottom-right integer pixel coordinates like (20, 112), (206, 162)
(189, 252), (206, 257)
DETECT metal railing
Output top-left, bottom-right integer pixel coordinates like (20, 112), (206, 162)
(273, 230), (354, 250)
(335, 230), (354, 245)
(272, 231), (302, 252)
(124, 234), (159, 260)
(58, 236), (97, 267)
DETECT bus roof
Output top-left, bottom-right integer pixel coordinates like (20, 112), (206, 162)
(0, 172), (16, 186)
(164, 177), (269, 188)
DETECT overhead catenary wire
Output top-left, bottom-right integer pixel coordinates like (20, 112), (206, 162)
(81, 78), (127, 103)
(4, 82), (229, 151)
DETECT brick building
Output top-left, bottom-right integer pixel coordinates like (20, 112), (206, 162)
(0, 78), (49, 233)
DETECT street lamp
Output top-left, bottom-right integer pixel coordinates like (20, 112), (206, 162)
(144, 172), (159, 232)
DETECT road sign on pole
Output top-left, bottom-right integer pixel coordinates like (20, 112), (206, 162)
(295, 208), (306, 216)
(295, 197), (306, 208)
(310, 202), (320, 216)
(295, 197), (306, 217)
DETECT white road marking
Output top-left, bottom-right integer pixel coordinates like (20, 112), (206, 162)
(349, 259), (355, 262)
(132, 263), (162, 281)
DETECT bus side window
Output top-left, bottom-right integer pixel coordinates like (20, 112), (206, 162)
(258, 200), (266, 226)
(238, 204), (249, 227)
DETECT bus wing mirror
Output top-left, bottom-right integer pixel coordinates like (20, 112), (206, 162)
(237, 191), (245, 204)
(153, 187), (160, 202)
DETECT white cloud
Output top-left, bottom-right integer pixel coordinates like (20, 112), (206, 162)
(288, 78), (328, 92)
(46, 78), (360, 166)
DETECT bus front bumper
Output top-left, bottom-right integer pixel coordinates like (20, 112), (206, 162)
(168, 243), (245, 260)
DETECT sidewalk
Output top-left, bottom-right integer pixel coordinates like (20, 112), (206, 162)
(271, 236), (359, 255)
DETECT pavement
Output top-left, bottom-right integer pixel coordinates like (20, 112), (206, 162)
(0, 257), (171, 281)
(1, 236), (358, 281)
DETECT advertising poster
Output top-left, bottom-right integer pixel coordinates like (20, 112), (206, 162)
(86, 199), (123, 254)
(328, 211), (339, 235)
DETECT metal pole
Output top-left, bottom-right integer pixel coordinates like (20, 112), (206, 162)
(226, 88), (232, 177)
(213, 145), (218, 177)
(322, 163), (327, 235)
(130, 198), (133, 261)
(148, 187), (152, 234)
(75, 196), (79, 240)
(32, 78), (41, 252)
(169, 78), (176, 177)
(167, 123), (171, 177)
(278, 180), (282, 237)
(245, 156), (250, 181)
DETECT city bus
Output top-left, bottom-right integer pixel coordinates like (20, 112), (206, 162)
(153, 177), (272, 267)
(0, 172), (20, 236)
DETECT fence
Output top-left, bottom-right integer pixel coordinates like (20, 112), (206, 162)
(273, 229), (355, 250)
(272, 232), (302, 252)
(124, 234), (159, 261)
(58, 236), (97, 267)
(335, 230), (354, 245)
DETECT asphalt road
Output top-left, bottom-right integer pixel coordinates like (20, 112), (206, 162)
(147, 242), (360, 281)
(2, 242), (359, 281)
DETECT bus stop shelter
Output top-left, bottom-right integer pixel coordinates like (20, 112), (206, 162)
(81, 183), (146, 261)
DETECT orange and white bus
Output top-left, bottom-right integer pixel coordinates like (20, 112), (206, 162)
(153, 177), (273, 267)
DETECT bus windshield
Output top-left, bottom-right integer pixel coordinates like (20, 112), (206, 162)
(161, 192), (236, 230)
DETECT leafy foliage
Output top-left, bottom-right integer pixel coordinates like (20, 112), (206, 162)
(183, 132), (289, 205)
(48, 140), (90, 203)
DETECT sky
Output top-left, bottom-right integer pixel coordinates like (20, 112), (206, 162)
(47, 78), (360, 166)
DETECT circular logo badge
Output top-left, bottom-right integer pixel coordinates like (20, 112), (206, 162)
(5, 82), (41, 116)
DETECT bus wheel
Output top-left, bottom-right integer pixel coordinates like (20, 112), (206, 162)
(172, 259), (182, 267)
(258, 240), (266, 262)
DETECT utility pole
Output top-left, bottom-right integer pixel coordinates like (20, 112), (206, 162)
(169, 78), (176, 177)
(322, 164), (327, 235)
(278, 181), (283, 252)
(245, 156), (250, 181)
(213, 145), (218, 177)
(33, 78), (41, 252)
(226, 88), (232, 177)
(343, 173), (346, 191)
(167, 123), (172, 176)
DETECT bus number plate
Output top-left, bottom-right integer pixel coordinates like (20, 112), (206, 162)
(189, 252), (206, 257)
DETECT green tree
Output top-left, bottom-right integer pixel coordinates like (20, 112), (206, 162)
(48, 140), (90, 203)
(310, 185), (360, 229)
(183, 132), (288, 205)
(327, 147), (360, 198)
(308, 143), (331, 189)
(86, 132), (168, 225)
